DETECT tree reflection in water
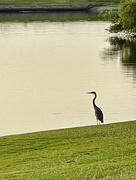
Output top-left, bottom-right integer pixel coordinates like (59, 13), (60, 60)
(101, 37), (136, 83)
(101, 37), (136, 64)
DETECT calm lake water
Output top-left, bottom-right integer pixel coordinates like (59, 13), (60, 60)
(0, 15), (136, 136)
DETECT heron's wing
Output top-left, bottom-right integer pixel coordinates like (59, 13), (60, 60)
(95, 107), (104, 123)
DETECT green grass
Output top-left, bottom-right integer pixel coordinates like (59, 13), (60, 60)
(0, 121), (136, 179)
(0, 0), (120, 6)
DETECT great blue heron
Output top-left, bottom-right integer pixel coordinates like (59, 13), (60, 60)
(87, 91), (104, 125)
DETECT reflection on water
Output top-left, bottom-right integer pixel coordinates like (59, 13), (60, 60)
(101, 37), (136, 82)
(108, 37), (136, 64)
(0, 19), (136, 136)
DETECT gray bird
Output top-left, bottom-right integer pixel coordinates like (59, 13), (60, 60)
(87, 91), (104, 125)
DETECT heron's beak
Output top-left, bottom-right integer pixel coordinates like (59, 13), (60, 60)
(87, 92), (92, 94)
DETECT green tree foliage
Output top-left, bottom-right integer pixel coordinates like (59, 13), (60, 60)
(100, 0), (136, 33)
(119, 0), (136, 32)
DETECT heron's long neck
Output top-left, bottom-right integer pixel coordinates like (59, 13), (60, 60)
(93, 94), (97, 108)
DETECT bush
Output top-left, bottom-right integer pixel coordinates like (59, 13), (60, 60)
(99, 10), (119, 23)
(109, 22), (123, 32)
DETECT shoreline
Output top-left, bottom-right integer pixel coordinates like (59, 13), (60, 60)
(0, 5), (118, 13)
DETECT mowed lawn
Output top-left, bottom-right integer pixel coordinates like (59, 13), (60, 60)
(0, 121), (136, 179)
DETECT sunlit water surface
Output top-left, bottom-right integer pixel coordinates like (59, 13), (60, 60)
(0, 20), (136, 136)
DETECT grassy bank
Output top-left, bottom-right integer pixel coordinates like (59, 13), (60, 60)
(0, 121), (136, 179)
(0, 0), (120, 6)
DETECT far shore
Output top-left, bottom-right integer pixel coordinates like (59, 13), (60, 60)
(0, 5), (118, 13)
